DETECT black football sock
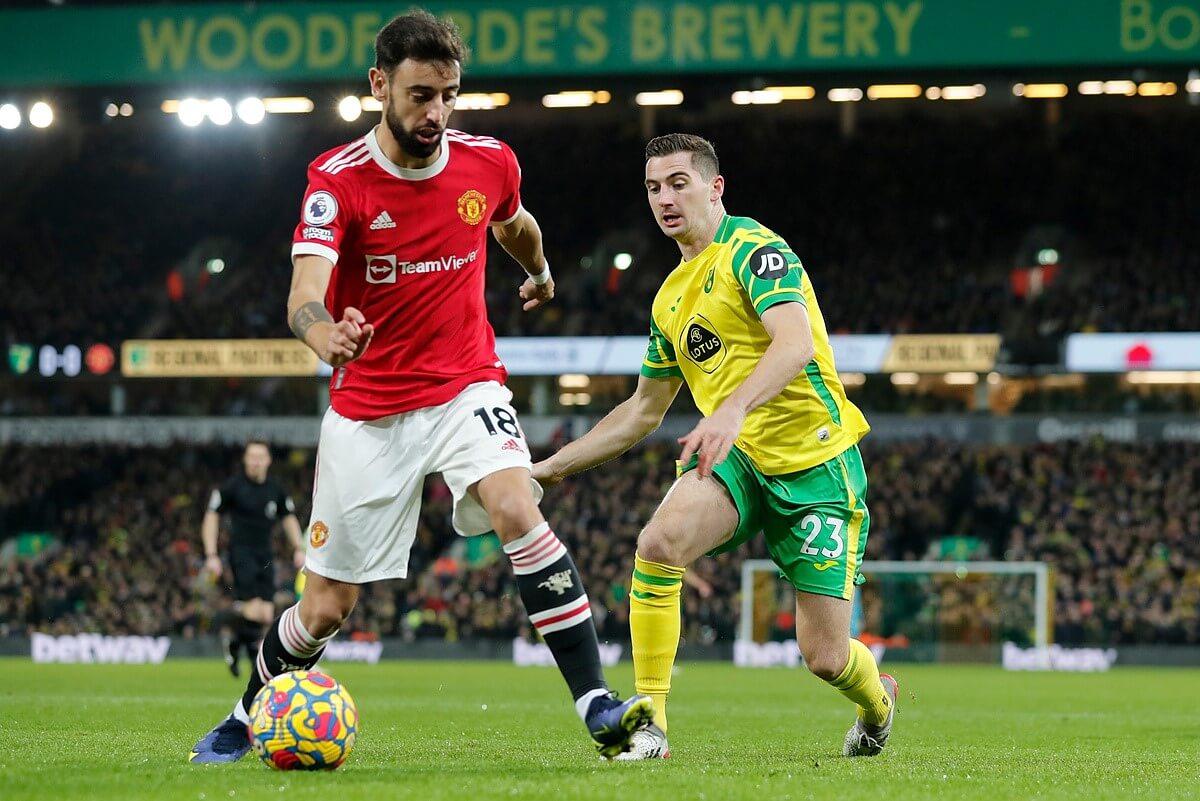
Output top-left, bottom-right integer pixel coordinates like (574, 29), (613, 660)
(238, 604), (337, 716)
(503, 523), (608, 713)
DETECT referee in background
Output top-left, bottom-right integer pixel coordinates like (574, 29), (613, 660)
(202, 439), (305, 676)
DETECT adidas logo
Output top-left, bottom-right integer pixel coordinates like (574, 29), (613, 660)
(501, 438), (524, 452)
(370, 211), (396, 230)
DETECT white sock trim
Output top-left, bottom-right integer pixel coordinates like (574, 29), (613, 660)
(574, 688), (610, 722)
(232, 699), (250, 724)
(280, 604), (338, 658)
(502, 522), (552, 553)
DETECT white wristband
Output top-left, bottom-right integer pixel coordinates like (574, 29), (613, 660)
(529, 263), (551, 285)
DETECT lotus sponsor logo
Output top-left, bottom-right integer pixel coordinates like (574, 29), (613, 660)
(681, 314), (726, 373)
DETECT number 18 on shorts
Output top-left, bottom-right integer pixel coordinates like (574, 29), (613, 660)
(305, 381), (543, 584)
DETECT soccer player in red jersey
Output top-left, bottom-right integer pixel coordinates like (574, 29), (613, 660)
(190, 10), (652, 763)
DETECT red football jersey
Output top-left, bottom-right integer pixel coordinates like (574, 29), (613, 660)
(291, 127), (522, 421)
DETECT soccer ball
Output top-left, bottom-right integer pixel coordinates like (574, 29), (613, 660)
(247, 670), (358, 770)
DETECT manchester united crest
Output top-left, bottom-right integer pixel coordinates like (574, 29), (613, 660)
(457, 190), (487, 225)
(309, 521), (329, 549)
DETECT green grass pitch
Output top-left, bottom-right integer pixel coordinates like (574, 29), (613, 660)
(1, 659), (1195, 801)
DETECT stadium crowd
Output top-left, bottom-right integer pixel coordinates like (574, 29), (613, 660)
(2, 438), (1197, 647)
(2, 112), (1197, 360)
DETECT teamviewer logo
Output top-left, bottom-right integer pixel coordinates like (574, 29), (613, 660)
(365, 254), (397, 284)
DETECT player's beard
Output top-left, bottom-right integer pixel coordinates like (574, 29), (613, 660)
(385, 105), (442, 160)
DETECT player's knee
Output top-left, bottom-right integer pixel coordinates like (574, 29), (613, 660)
(487, 495), (542, 541)
(802, 647), (846, 682)
(298, 592), (354, 637)
(637, 522), (688, 566)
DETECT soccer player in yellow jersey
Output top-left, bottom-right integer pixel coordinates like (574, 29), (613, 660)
(533, 133), (897, 760)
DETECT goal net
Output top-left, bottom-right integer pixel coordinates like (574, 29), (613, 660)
(737, 560), (1051, 665)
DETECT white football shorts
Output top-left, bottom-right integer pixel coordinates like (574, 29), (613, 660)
(305, 381), (543, 583)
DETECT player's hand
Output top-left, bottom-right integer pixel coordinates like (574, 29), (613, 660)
(531, 459), (563, 488)
(205, 554), (223, 579)
(686, 573), (715, 599)
(678, 404), (746, 479)
(325, 307), (375, 367)
(519, 274), (554, 311)
(293, 550), (305, 570)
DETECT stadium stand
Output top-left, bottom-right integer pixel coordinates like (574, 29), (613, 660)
(2, 113), (1197, 353)
(3, 440), (1196, 646)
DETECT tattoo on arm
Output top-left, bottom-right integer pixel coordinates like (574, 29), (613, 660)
(289, 301), (333, 341)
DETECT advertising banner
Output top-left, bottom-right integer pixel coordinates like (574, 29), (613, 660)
(1065, 332), (1200, 372)
(2, 1), (1196, 86)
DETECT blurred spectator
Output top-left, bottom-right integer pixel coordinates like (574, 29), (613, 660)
(1, 438), (1197, 646)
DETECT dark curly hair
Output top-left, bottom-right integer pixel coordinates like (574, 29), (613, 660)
(375, 10), (469, 73)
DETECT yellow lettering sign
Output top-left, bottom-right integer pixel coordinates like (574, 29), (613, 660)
(575, 7), (609, 63)
(139, 18), (195, 72)
(709, 4), (743, 61)
(196, 15), (246, 72)
(809, 3), (841, 57)
(745, 4), (804, 60)
(133, 2), (940, 79)
(306, 13), (347, 69)
(251, 14), (303, 71)
(524, 8), (556, 64)
(1121, 0), (1200, 51)
(883, 1), (922, 56)
(352, 12), (381, 67)
(672, 4), (706, 63)
(845, 2), (880, 56)
(632, 7), (668, 62)
(477, 10), (520, 64)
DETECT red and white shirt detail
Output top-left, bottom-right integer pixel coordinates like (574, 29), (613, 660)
(292, 127), (523, 421)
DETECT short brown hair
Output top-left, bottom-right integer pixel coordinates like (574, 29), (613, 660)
(376, 10), (469, 73)
(645, 133), (719, 178)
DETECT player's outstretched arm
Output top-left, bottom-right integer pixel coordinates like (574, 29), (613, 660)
(287, 254), (374, 367)
(282, 514), (305, 569)
(491, 208), (554, 311)
(533, 373), (682, 486)
(201, 508), (222, 578)
(680, 301), (815, 477)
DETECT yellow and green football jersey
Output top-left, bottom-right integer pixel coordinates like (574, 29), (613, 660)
(641, 214), (869, 474)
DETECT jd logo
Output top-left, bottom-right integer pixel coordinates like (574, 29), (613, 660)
(750, 245), (789, 281)
(681, 314), (726, 374)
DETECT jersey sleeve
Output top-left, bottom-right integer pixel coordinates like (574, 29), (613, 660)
(641, 314), (684, 379)
(208, 479), (233, 514)
(732, 237), (807, 318)
(278, 486), (297, 517)
(492, 142), (523, 226)
(291, 163), (355, 266)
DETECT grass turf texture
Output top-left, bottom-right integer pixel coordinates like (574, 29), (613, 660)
(1, 659), (1195, 801)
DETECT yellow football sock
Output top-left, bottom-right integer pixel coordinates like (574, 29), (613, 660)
(630, 553), (685, 732)
(827, 638), (891, 725)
